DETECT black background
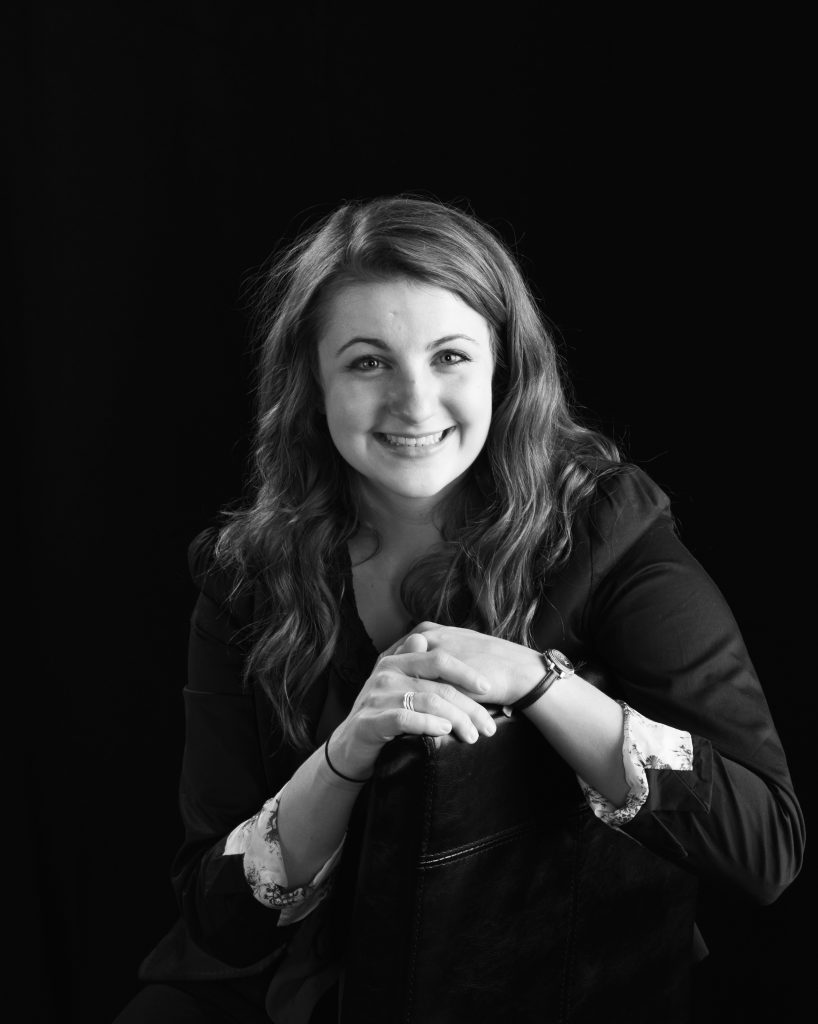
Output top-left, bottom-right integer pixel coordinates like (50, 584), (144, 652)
(12, 3), (811, 1022)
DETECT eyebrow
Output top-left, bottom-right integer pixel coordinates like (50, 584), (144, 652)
(335, 334), (480, 356)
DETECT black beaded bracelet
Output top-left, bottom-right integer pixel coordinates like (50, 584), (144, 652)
(324, 736), (373, 784)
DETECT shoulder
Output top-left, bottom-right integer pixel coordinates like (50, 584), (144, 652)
(187, 526), (255, 636)
(588, 464), (672, 529)
(188, 526), (220, 589)
(579, 464), (675, 574)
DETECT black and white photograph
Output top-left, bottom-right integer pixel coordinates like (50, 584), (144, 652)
(14, 4), (810, 1022)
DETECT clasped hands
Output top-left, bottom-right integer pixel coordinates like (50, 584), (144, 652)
(389, 622), (546, 703)
(329, 623), (546, 781)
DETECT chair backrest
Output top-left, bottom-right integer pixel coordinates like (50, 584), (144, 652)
(335, 708), (696, 1024)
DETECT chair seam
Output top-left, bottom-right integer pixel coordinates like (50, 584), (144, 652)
(418, 820), (546, 869)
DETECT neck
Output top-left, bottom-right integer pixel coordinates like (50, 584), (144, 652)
(351, 479), (450, 563)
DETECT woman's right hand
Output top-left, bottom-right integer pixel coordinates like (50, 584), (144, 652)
(328, 633), (497, 781)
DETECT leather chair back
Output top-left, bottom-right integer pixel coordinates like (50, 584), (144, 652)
(335, 708), (696, 1024)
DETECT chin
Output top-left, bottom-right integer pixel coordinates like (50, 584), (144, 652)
(383, 471), (468, 502)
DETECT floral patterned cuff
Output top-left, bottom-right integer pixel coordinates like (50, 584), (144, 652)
(224, 787), (344, 926)
(579, 701), (693, 829)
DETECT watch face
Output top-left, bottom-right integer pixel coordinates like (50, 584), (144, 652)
(547, 649), (574, 675)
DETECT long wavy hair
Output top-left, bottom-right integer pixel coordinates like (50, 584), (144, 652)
(217, 196), (621, 748)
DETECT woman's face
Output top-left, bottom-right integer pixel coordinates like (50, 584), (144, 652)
(316, 278), (494, 507)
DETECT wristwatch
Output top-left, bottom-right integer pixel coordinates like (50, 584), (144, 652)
(502, 649), (575, 717)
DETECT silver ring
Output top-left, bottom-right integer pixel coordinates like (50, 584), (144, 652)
(403, 691), (416, 712)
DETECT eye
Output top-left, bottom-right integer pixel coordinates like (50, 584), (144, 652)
(349, 355), (385, 371)
(436, 350), (469, 366)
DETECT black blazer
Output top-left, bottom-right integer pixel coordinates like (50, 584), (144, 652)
(140, 466), (804, 1009)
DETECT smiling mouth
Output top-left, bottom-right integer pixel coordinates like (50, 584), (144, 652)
(376, 427), (456, 448)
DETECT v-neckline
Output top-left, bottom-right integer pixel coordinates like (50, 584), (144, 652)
(338, 541), (384, 660)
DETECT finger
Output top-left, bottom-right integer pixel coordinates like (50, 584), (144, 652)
(386, 649), (489, 696)
(396, 633), (428, 656)
(376, 707), (453, 742)
(383, 675), (495, 738)
(378, 630), (428, 661)
(399, 689), (491, 743)
(412, 621), (441, 635)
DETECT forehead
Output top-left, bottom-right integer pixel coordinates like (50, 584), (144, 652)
(316, 278), (492, 347)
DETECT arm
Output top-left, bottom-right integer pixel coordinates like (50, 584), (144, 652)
(403, 629), (634, 805)
(415, 468), (804, 904)
(277, 632), (496, 887)
(584, 472), (804, 903)
(521, 671), (630, 807)
(173, 532), (374, 958)
(174, 533), (496, 960)
(170, 531), (300, 965)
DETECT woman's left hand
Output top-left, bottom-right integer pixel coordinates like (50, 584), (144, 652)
(411, 622), (545, 707)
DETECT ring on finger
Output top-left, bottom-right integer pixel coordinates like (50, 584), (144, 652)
(402, 691), (416, 712)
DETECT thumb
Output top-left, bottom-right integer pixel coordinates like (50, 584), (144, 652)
(396, 632), (428, 655)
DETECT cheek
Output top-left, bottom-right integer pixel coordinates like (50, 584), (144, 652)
(324, 387), (368, 447)
(461, 377), (494, 431)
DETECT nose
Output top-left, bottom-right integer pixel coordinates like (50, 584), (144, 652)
(386, 367), (437, 424)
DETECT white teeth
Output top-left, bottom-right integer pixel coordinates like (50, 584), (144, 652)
(382, 429), (448, 447)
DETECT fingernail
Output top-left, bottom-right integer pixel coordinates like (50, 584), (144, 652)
(468, 728), (479, 743)
(484, 720), (496, 736)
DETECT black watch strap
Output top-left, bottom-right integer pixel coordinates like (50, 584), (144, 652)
(502, 649), (575, 717)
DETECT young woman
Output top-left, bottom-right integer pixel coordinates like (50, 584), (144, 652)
(117, 197), (803, 1023)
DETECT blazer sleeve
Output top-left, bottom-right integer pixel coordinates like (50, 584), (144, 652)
(582, 468), (804, 904)
(170, 528), (297, 967)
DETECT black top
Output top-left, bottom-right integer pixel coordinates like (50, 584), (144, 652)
(141, 464), (804, 980)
